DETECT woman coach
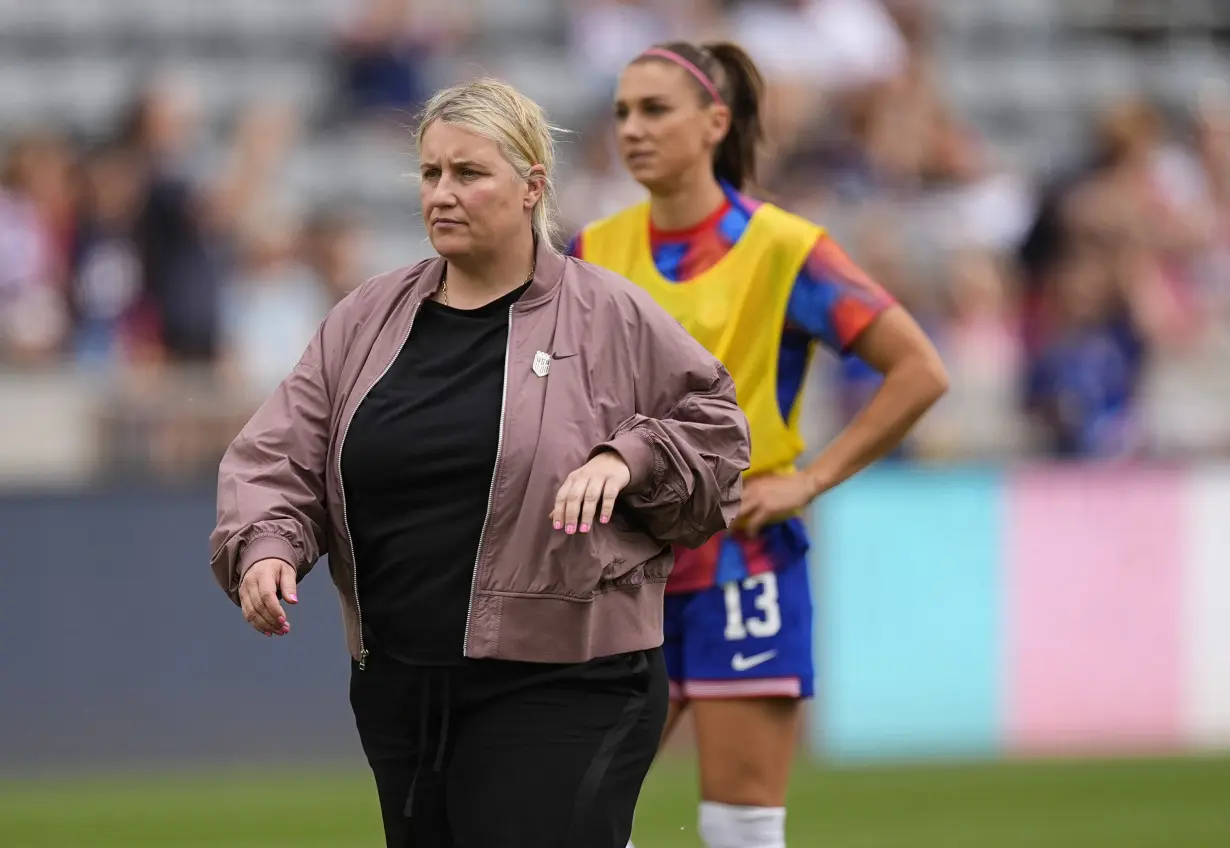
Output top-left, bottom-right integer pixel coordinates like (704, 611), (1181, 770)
(209, 78), (750, 848)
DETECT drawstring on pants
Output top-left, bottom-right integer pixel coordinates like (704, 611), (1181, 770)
(404, 667), (453, 817)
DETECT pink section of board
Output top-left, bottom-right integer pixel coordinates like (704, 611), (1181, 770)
(1006, 466), (1185, 755)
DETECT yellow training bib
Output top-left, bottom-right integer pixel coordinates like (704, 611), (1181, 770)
(582, 202), (821, 477)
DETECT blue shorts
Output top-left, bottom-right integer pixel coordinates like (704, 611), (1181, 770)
(662, 555), (815, 700)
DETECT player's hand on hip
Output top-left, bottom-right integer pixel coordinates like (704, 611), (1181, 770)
(239, 558), (298, 637)
(737, 472), (819, 537)
(551, 451), (631, 535)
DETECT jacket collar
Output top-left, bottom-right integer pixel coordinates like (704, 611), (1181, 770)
(414, 234), (566, 309)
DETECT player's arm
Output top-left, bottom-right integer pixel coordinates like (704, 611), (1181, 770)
(808, 304), (947, 490)
(794, 235), (947, 497)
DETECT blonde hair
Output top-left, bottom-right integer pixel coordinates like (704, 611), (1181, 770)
(416, 79), (563, 251)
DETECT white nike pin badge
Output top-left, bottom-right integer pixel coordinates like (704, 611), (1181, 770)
(532, 350), (551, 377)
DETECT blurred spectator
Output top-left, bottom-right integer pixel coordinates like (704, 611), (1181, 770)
(1013, 102), (1190, 457)
(67, 143), (153, 370)
(943, 250), (1020, 382)
(921, 249), (1024, 458)
(302, 206), (368, 305)
(1154, 93), (1230, 341)
(221, 216), (330, 398)
(334, 0), (471, 125)
(1024, 243), (1148, 458)
(1059, 98), (1212, 348)
(0, 134), (73, 363)
(119, 79), (296, 366)
(222, 206), (366, 398)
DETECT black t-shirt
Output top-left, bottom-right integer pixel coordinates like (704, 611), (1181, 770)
(341, 281), (529, 664)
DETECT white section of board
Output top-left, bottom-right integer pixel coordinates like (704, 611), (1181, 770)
(1184, 467), (1230, 748)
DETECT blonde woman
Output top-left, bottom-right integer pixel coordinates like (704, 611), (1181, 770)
(209, 79), (750, 847)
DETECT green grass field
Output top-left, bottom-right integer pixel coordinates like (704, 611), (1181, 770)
(4, 754), (1230, 847)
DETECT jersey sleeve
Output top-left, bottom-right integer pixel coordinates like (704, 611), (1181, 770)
(785, 233), (896, 354)
(565, 232), (583, 259)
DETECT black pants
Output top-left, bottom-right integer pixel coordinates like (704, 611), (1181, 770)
(350, 647), (668, 848)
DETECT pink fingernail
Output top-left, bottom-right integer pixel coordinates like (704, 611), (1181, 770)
(580, 523), (590, 533)
(278, 617), (286, 625)
(600, 516), (610, 524)
(553, 521), (563, 530)
(566, 524), (575, 534)
(288, 594), (297, 603)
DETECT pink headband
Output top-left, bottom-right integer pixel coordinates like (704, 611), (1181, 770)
(639, 47), (726, 108)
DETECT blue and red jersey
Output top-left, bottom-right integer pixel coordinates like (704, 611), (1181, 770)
(569, 181), (893, 592)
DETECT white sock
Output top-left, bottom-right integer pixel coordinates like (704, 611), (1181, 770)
(699, 801), (786, 848)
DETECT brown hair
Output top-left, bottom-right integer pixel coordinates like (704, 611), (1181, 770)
(632, 41), (766, 190)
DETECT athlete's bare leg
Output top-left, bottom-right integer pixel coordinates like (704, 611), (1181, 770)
(691, 698), (800, 846)
(693, 698), (799, 806)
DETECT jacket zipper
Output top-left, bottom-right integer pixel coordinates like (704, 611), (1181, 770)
(462, 305), (513, 656)
(338, 303), (421, 671)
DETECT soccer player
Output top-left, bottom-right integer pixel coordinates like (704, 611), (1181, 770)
(569, 41), (948, 848)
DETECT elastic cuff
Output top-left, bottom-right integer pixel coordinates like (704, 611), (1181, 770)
(592, 431), (655, 494)
(236, 534), (298, 589)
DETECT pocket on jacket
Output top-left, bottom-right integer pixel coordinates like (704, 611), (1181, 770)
(529, 529), (606, 599)
(594, 513), (669, 589)
(518, 514), (666, 599)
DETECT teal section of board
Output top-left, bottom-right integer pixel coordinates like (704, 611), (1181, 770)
(809, 467), (1003, 761)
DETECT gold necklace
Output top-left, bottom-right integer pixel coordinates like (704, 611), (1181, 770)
(439, 257), (536, 308)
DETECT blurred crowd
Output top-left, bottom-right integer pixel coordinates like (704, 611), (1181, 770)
(2, 0), (1230, 482)
(557, 0), (1230, 461)
(0, 88), (362, 388)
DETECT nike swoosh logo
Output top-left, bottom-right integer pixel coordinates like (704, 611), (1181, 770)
(551, 352), (578, 360)
(731, 650), (777, 672)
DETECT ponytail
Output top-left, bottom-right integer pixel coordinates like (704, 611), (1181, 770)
(702, 42), (765, 191)
(632, 41), (766, 191)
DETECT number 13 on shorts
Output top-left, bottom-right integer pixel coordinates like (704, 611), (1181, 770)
(663, 557), (816, 700)
(723, 572), (782, 641)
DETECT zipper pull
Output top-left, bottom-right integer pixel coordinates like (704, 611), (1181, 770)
(359, 649), (369, 671)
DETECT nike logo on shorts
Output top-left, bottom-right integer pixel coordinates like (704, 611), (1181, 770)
(731, 650), (777, 672)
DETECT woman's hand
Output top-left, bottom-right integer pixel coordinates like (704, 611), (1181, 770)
(737, 473), (821, 537)
(239, 558), (299, 637)
(551, 451), (631, 535)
